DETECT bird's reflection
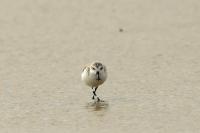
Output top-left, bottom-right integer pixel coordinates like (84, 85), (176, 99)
(86, 100), (109, 111)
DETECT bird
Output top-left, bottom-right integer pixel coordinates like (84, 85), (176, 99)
(81, 62), (107, 102)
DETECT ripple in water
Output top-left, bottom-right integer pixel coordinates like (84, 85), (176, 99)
(86, 101), (109, 111)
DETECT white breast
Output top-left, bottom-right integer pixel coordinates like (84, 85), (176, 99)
(81, 69), (107, 88)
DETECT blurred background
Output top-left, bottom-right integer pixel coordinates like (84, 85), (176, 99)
(0, 0), (200, 132)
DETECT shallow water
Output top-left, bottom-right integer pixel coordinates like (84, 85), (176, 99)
(0, 0), (200, 132)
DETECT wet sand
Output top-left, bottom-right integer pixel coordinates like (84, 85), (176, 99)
(0, 0), (200, 132)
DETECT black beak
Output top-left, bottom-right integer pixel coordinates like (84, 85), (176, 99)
(96, 71), (100, 80)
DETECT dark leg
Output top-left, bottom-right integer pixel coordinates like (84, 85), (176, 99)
(92, 87), (100, 101)
(91, 87), (95, 99)
(93, 87), (97, 97)
(91, 87), (97, 100)
(93, 87), (98, 96)
(94, 87), (101, 102)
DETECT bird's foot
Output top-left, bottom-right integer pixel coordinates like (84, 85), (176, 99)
(92, 95), (95, 100)
(97, 97), (100, 102)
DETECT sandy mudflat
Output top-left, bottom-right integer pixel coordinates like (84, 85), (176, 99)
(0, 0), (200, 133)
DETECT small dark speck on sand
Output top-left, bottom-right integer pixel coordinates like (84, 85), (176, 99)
(119, 28), (124, 32)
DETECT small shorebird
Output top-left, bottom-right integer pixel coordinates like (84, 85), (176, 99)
(81, 62), (107, 102)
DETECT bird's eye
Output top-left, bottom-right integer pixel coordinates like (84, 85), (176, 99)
(92, 67), (95, 70)
(100, 67), (103, 70)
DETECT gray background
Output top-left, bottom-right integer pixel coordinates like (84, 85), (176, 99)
(0, 0), (200, 133)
